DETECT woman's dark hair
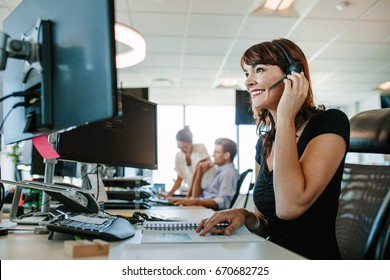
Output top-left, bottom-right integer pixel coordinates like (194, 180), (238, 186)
(176, 126), (193, 143)
(240, 38), (325, 158)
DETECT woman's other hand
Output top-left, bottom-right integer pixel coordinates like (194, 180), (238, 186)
(277, 71), (309, 120)
(196, 208), (249, 236)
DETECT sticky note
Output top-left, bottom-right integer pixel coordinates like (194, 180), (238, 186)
(32, 134), (60, 159)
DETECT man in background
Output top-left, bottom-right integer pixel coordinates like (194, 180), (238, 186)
(168, 138), (239, 210)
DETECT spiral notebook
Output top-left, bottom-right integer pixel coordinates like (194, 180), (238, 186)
(141, 221), (265, 244)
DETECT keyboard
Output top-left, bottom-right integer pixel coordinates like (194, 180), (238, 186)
(106, 189), (153, 200)
(103, 201), (151, 209)
(147, 197), (175, 206)
(46, 211), (135, 241)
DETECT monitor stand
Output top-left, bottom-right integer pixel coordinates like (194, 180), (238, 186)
(39, 133), (57, 214)
(41, 159), (57, 214)
(6, 134), (57, 225)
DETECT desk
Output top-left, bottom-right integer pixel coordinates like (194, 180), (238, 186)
(0, 206), (305, 260)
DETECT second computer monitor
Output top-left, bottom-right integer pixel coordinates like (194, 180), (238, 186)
(56, 93), (158, 170)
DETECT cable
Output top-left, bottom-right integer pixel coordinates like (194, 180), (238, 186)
(95, 165), (100, 201)
(0, 89), (36, 103)
(15, 196), (52, 221)
(74, 164), (100, 187)
(0, 101), (25, 133)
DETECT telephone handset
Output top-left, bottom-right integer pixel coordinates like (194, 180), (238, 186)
(45, 182), (99, 213)
(0, 179), (100, 216)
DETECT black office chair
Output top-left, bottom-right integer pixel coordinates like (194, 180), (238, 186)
(365, 189), (390, 259)
(336, 108), (390, 260)
(229, 168), (253, 208)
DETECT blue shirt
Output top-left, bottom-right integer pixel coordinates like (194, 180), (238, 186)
(200, 162), (239, 210)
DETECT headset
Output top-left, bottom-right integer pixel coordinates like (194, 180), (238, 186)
(269, 41), (303, 89)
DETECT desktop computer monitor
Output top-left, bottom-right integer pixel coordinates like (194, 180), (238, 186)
(56, 93), (158, 170)
(381, 95), (390, 109)
(119, 87), (149, 100)
(1, 0), (119, 145)
(235, 90), (254, 125)
(30, 145), (78, 178)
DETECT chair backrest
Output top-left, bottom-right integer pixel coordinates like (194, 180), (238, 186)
(365, 189), (390, 259)
(336, 163), (390, 259)
(336, 108), (390, 260)
(229, 168), (253, 208)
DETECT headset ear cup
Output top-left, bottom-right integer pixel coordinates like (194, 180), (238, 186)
(286, 62), (303, 74)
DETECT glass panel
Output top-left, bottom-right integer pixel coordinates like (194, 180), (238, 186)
(153, 105), (183, 186)
(153, 104), (259, 195)
(185, 105), (236, 157)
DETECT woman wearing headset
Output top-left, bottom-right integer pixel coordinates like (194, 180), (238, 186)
(196, 38), (350, 260)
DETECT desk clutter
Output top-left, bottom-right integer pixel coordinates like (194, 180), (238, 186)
(2, 177), (174, 227)
(102, 177), (174, 209)
(46, 211), (135, 241)
(141, 221), (265, 244)
(64, 239), (109, 257)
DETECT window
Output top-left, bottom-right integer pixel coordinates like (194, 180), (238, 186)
(153, 105), (258, 192)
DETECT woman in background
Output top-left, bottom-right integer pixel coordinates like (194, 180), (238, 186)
(159, 126), (216, 198)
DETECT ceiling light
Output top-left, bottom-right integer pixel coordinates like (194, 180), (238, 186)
(214, 79), (239, 89)
(115, 23), (146, 68)
(336, 1), (351, 11)
(377, 81), (390, 92)
(151, 78), (174, 87)
(250, 0), (297, 16)
(264, 0), (295, 11)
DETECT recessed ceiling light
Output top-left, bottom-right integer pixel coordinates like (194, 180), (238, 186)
(151, 78), (174, 87)
(115, 23), (146, 68)
(213, 79), (239, 88)
(377, 81), (390, 92)
(250, 0), (297, 16)
(336, 1), (350, 11)
(264, 0), (295, 11)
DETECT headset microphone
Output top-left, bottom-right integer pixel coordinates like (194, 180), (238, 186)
(269, 75), (287, 90)
(269, 42), (303, 90)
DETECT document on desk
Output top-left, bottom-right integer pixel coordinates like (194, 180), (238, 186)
(141, 221), (265, 243)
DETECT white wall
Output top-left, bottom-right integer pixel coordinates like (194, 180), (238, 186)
(0, 145), (16, 192)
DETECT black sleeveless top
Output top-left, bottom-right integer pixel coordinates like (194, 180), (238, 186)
(253, 109), (350, 259)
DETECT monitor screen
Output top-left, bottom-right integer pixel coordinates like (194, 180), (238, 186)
(56, 93), (158, 170)
(381, 95), (390, 109)
(235, 90), (254, 125)
(119, 87), (149, 100)
(1, 0), (118, 144)
(30, 146), (78, 178)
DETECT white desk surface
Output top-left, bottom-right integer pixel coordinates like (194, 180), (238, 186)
(0, 206), (305, 260)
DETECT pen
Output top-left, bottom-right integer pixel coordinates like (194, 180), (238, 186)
(214, 223), (229, 228)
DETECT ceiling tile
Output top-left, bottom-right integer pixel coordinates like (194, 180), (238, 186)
(181, 68), (219, 79)
(128, 0), (190, 13)
(361, 0), (390, 21)
(144, 36), (184, 54)
(182, 54), (224, 68)
(339, 21), (390, 43)
(188, 14), (242, 37)
(317, 42), (378, 59)
(191, 0), (255, 15)
(185, 37), (232, 55)
(131, 13), (188, 36)
(306, 0), (379, 20)
(141, 54), (182, 67)
(240, 16), (298, 39)
(289, 18), (353, 41)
